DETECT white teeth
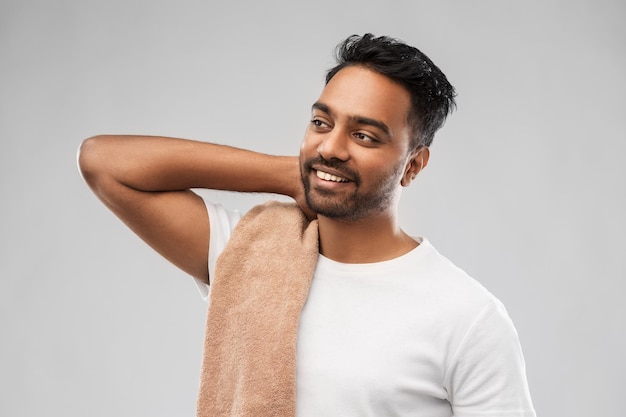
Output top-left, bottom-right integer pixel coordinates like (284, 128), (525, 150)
(316, 170), (348, 183)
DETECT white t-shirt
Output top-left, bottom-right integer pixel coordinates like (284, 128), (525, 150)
(196, 201), (536, 417)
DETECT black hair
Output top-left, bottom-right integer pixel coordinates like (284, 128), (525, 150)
(326, 33), (456, 148)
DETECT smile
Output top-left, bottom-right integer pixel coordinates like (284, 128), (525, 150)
(316, 169), (349, 183)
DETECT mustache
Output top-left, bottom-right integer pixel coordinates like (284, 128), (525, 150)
(303, 156), (361, 184)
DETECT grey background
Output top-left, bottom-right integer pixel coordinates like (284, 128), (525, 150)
(1, 0), (624, 416)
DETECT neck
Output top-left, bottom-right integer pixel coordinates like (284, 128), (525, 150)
(316, 211), (418, 263)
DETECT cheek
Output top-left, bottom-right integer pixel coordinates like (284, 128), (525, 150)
(299, 140), (309, 160)
(299, 136), (315, 166)
(362, 154), (407, 183)
(300, 131), (317, 155)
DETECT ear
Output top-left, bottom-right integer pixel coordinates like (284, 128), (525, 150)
(401, 146), (430, 187)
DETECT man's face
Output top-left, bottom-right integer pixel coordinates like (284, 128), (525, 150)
(299, 65), (416, 221)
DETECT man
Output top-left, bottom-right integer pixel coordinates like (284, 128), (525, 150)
(79, 34), (535, 416)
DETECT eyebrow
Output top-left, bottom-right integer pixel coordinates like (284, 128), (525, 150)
(312, 102), (393, 139)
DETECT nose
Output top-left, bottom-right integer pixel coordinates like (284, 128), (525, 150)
(317, 128), (350, 162)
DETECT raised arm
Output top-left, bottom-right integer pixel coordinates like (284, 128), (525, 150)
(77, 135), (303, 283)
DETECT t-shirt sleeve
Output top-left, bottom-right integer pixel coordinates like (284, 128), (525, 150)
(192, 197), (242, 301)
(444, 299), (536, 417)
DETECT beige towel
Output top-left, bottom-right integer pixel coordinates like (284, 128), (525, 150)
(197, 201), (319, 417)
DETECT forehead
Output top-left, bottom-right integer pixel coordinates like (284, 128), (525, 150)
(317, 66), (412, 136)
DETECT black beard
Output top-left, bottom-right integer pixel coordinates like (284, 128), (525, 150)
(300, 156), (401, 222)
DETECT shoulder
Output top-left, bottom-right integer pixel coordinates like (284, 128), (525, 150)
(414, 238), (498, 310)
(409, 239), (518, 348)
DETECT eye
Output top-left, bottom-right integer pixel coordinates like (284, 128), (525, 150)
(311, 118), (331, 130)
(353, 132), (379, 144)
